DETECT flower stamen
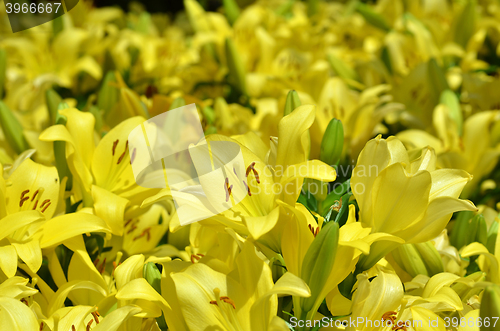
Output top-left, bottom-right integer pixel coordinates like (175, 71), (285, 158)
(112, 139), (119, 156)
(246, 162), (260, 184)
(117, 140), (129, 165)
(20, 189), (30, 207)
(224, 178), (233, 202)
(91, 310), (100, 324)
(220, 296), (236, 309)
(382, 311), (397, 325)
(308, 224), (319, 237)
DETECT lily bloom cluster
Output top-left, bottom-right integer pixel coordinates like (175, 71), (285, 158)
(1, 0), (500, 330)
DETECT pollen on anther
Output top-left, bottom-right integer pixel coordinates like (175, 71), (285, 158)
(117, 140), (129, 165)
(40, 200), (51, 213)
(19, 189), (30, 207)
(224, 178), (233, 202)
(31, 189), (39, 202)
(112, 139), (119, 156)
(220, 296), (236, 309)
(243, 181), (251, 196)
(130, 148), (137, 164)
(91, 311), (100, 324)
(246, 162), (260, 184)
(191, 254), (202, 263)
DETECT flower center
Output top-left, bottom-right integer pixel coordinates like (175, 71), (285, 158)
(19, 188), (51, 213)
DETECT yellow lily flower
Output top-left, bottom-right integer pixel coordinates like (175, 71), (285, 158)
(398, 110), (500, 198)
(351, 135), (477, 270)
(0, 157), (62, 277)
(40, 108), (160, 235)
(170, 241), (310, 331)
(145, 104), (336, 251)
(346, 269), (459, 331)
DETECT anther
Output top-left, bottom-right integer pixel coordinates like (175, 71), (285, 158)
(130, 148), (137, 164)
(133, 228), (151, 241)
(41, 200), (51, 213)
(31, 189), (39, 202)
(308, 224), (319, 237)
(117, 140), (129, 165)
(98, 258), (106, 274)
(112, 139), (119, 156)
(224, 178), (233, 202)
(220, 296), (236, 309)
(91, 310), (100, 324)
(243, 181), (251, 196)
(20, 189), (30, 207)
(332, 199), (342, 212)
(246, 162), (260, 183)
(382, 311), (397, 325)
(87, 319), (94, 331)
(191, 254), (202, 263)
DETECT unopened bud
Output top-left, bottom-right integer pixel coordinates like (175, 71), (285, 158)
(284, 90), (301, 116)
(320, 119), (344, 166)
(0, 101), (29, 154)
(300, 221), (339, 317)
(225, 38), (247, 95)
(143, 262), (162, 294)
(480, 284), (500, 331)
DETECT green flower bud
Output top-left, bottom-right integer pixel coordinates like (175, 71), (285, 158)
(97, 71), (119, 116)
(477, 215), (488, 247)
(392, 244), (429, 277)
(355, 2), (390, 31)
(143, 262), (162, 294)
(427, 58), (449, 103)
(169, 97), (186, 110)
(284, 90), (301, 117)
(480, 284), (500, 331)
(487, 221), (498, 254)
(327, 54), (360, 83)
(46, 89), (63, 125)
(89, 105), (104, 133)
(0, 48), (5, 98)
(307, 0), (319, 17)
(225, 38), (247, 95)
(223, 0), (240, 25)
(0, 101), (29, 154)
(143, 262), (168, 330)
(450, 211), (474, 250)
(52, 107), (73, 191)
(414, 242), (444, 276)
(440, 89), (463, 135)
(202, 106), (215, 125)
(320, 118), (344, 166)
(453, 0), (475, 49)
(300, 221), (339, 319)
(53, 16), (64, 37)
